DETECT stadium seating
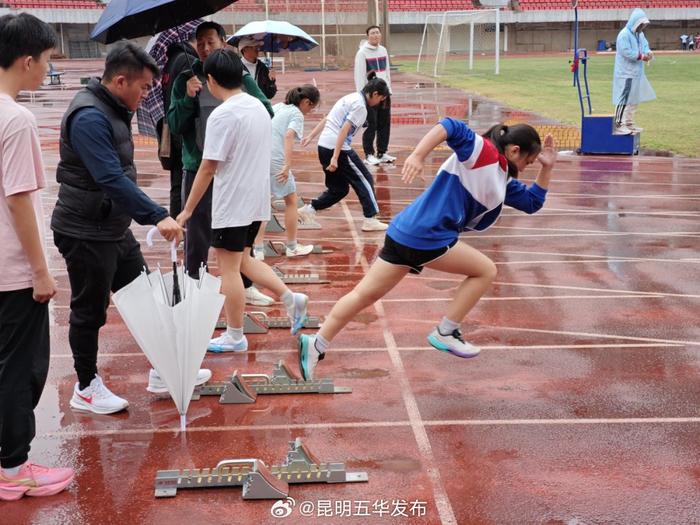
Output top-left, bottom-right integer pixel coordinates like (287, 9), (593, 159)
(1, 0), (104, 8)
(518, 0), (698, 10)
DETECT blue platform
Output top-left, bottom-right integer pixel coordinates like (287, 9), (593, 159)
(580, 115), (640, 155)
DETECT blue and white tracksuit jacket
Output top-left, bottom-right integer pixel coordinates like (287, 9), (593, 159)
(387, 118), (548, 250)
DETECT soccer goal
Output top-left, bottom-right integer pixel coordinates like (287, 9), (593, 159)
(417, 9), (502, 77)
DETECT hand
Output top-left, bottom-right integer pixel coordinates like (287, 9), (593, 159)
(32, 270), (57, 303)
(269, 70), (276, 81)
(300, 136), (312, 148)
(276, 166), (290, 184)
(175, 209), (191, 228)
(186, 76), (203, 98)
(327, 156), (339, 172)
(157, 216), (184, 243)
(537, 134), (558, 168)
(401, 153), (425, 184)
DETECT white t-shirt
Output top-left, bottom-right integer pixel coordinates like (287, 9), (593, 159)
(202, 92), (272, 228)
(270, 102), (304, 174)
(241, 57), (258, 78)
(318, 92), (368, 151)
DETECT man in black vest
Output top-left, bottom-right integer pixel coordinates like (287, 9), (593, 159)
(51, 43), (192, 415)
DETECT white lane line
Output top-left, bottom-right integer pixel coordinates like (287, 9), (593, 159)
(340, 201), (457, 525)
(37, 417), (700, 439)
(498, 325), (700, 348)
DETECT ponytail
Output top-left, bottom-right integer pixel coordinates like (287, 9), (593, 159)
(483, 123), (541, 178)
(362, 74), (390, 98)
(284, 84), (321, 107)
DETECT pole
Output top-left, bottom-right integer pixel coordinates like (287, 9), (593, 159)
(321, 0), (326, 70)
(469, 20), (474, 71)
(264, 0), (269, 19)
(382, 0), (390, 50)
(495, 8), (500, 75)
(60, 23), (65, 57)
(417, 16), (430, 73)
(504, 24), (508, 54)
(434, 12), (447, 77)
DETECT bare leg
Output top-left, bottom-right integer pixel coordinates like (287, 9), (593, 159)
(318, 259), (409, 341)
(425, 241), (497, 322)
(253, 221), (267, 247)
(284, 193), (299, 244)
(240, 253), (289, 298)
(214, 248), (245, 328)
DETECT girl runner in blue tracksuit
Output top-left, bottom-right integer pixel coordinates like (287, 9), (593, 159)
(297, 118), (557, 379)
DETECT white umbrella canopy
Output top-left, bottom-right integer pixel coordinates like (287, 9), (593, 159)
(113, 231), (225, 430)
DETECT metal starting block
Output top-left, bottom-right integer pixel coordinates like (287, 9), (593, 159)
(192, 361), (352, 404)
(215, 311), (322, 333)
(265, 213), (322, 232)
(263, 240), (331, 258)
(273, 265), (329, 284)
(271, 196), (305, 212)
(154, 438), (368, 499)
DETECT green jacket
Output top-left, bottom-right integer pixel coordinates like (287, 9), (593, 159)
(166, 58), (274, 172)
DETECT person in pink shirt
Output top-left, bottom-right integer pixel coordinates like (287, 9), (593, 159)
(0, 13), (74, 500)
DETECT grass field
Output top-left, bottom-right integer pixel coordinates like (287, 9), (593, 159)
(396, 53), (700, 156)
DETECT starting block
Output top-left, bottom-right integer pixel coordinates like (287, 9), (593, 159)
(273, 265), (329, 284)
(215, 311), (322, 333)
(263, 240), (331, 258)
(265, 213), (322, 232)
(192, 360), (352, 404)
(271, 196), (305, 211)
(154, 438), (368, 499)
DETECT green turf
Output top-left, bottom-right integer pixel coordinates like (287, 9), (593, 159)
(396, 53), (700, 156)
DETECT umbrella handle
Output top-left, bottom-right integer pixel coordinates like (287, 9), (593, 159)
(146, 226), (178, 263)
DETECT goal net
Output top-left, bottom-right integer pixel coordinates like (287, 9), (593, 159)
(417, 9), (502, 77)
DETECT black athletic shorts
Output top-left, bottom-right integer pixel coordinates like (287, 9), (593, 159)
(378, 234), (457, 274)
(211, 221), (261, 252)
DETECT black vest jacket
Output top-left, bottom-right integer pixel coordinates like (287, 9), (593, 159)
(51, 78), (136, 241)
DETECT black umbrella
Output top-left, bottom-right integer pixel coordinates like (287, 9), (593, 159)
(91, 0), (238, 44)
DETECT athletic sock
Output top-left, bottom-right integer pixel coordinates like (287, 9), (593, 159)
(226, 326), (244, 342)
(314, 334), (329, 354)
(281, 289), (295, 310)
(438, 317), (460, 336)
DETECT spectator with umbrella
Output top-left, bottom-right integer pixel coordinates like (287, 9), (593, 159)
(50, 43), (197, 415)
(238, 37), (277, 100)
(139, 20), (201, 218)
(167, 21), (276, 308)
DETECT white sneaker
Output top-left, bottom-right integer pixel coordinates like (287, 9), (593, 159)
(298, 334), (325, 381)
(613, 125), (633, 135)
(286, 244), (314, 257)
(297, 204), (316, 224)
(286, 292), (309, 335)
(208, 333), (248, 353)
(70, 375), (129, 415)
(365, 154), (381, 166)
(361, 217), (389, 231)
(147, 368), (212, 394)
(245, 285), (275, 306)
(427, 328), (480, 358)
(253, 248), (265, 261)
(377, 153), (396, 163)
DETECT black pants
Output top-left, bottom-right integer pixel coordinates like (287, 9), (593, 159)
(54, 230), (145, 389)
(0, 289), (50, 468)
(614, 78), (633, 127)
(182, 170), (253, 286)
(312, 146), (379, 218)
(362, 96), (391, 157)
(169, 150), (183, 218)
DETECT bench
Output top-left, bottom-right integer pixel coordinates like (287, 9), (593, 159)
(47, 64), (64, 85)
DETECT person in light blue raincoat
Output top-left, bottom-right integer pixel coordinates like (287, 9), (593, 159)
(613, 8), (655, 134)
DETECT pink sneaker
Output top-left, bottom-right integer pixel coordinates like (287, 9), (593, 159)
(0, 463), (74, 500)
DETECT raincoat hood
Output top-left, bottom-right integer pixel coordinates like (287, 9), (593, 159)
(626, 9), (650, 33)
